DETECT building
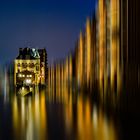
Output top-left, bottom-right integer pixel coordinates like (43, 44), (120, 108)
(75, 31), (84, 87)
(85, 18), (92, 87)
(38, 48), (48, 85)
(96, 0), (122, 93)
(120, 0), (140, 88)
(14, 47), (48, 86)
(96, 0), (140, 92)
(48, 0), (140, 94)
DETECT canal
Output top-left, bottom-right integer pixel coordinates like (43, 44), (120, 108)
(0, 74), (139, 140)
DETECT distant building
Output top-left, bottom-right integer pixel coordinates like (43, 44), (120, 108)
(14, 47), (48, 86)
(38, 48), (48, 85)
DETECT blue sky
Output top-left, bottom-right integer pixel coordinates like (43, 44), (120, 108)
(0, 0), (97, 65)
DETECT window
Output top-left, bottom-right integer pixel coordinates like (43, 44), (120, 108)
(17, 63), (20, 67)
(22, 63), (27, 68)
(36, 66), (39, 71)
(29, 63), (34, 68)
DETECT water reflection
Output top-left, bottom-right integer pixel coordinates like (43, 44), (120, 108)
(47, 86), (119, 140)
(0, 72), (121, 140)
(12, 87), (47, 140)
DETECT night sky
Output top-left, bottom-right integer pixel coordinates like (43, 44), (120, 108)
(0, 0), (97, 65)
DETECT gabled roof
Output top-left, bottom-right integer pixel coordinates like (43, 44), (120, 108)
(16, 48), (40, 60)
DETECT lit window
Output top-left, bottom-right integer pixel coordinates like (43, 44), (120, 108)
(26, 79), (31, 84)
(18, 74), (22, 77)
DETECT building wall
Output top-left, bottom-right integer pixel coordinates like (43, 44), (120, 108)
(14, 59), (40, 85)
(76, 32), (84, 87)
(96, 0), (122, 93)
(85, 18), (92, 87)
(98, 0), (106, 93)
(38, 49), (48, 85)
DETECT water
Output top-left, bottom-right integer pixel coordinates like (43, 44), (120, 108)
(0, 74), (139, 140)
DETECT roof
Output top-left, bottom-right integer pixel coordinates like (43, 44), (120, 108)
(16, 48), (40, 60)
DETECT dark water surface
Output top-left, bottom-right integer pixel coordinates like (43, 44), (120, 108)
(0, 75), (139, 140)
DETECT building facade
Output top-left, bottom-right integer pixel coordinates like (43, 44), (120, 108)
(38, 48), (48, 85)
(14, 48), (48, 86)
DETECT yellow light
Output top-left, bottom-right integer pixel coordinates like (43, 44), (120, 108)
(18, 74), (22, 77)
(26, 79), (31, 84)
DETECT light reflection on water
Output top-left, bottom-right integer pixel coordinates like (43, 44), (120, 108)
(47, 86), (118, 140)
(12, 89), (47, 140)
(0, 74), (120, 140)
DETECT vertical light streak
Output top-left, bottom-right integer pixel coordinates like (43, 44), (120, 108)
(77, 31), (84, 87)
(85, 18), (92, 86)
(98, 0), (106, 93)
(111, 0), (120, 91)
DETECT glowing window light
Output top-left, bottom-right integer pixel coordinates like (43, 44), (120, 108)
(26, 75), (32, 78)
(26, 79), (31, 84)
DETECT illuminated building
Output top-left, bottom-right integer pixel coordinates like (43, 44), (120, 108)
(110, 0), (120, 92)
(48, 0), (140, 93)
(50, 64), (55, 90)
(64, 57), (69, 87)
(96, 0), (122, 93)
(106, 0), (111, 92)
(56, 63), (61, 95)
(105, 0), (138, 91)
(76, 31), (84, 87)
(14, 47), (48, 86)
(38, 48), (48, 85)
(48, 67), (50, 89)
(96, 0), (140, 92)
(85, 18), (92, 87)
(97, 0), (107, 93)
(68, 54), (73, 85)
(64, 54), (73, 87)
(90, 17), (97, 89)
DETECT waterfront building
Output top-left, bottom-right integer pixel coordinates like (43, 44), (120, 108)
(90, 17), (97, 89)
(48, 0), (140, 93)
(85, 18), (92, 87)
(14, 47), (48, 86)
(76, 31), (84, 87)
(97, 0), (107, 93)
(96, 0), (121, 93)
(38, 48), (48, 85)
